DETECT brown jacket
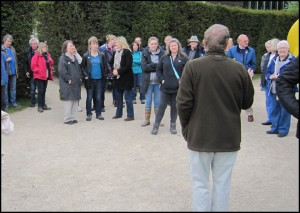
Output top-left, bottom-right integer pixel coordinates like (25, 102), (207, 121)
(176, 49), (254, 152)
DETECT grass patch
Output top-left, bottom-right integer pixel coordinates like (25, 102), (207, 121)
(253, 73), (261, 80)
(6, 98), (31, 114)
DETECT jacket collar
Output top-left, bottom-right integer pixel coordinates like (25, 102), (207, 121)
(237, 45), (250, 53)
(206, 48), (226, 56)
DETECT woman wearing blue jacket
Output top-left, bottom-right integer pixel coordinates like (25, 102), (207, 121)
(131, 41), (145, 104)
(1, 51), (8, 111)
(265, 40), (295, 137)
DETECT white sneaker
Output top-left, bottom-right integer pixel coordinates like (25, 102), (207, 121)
(78, 106), (83, 112)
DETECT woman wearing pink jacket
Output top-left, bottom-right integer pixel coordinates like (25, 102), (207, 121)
(31, 42), (54, 113)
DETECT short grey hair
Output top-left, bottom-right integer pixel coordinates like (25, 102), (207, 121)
(29, 37), (39, 46)
(204, 24), (229, 51)
(277, 40), (289, 50)
(2, 34), (13, 43)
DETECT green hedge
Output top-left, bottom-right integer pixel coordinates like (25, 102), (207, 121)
(37, 1), (297, 74)
(1, 1), (37, 98)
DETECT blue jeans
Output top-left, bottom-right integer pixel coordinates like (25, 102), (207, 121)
(145, 83), (160, 108)
(5, 74), (17, 106)
(35, 79), (48, 108)
(115, 88), (134, 118)
(264, 86), (273, 123)
(86, 79), (103, 117)
(269, 93), (291, 135)
(155, 91), (177, 124)
(30, 77), (37, 105)
(132, 73), (145, 101)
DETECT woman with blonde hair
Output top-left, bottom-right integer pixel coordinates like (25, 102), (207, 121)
(225, 37), (234, 53)
(31, 42), (54, 113)
(110, 36), (134, 121)
(141, 37), (165, 127)
(261, 38), (279, 125)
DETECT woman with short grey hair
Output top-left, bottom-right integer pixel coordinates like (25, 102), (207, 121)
(266, 40), (295, 137)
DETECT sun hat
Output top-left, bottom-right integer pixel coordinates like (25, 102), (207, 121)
(189, 35), (199, 43)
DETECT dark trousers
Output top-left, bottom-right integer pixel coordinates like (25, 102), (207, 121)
(86, 79), (103, 117)
(101, 80), (107, 109)
(115, 88), (134, 118)
(36, 79), (48, 108)
(155, 91), (177, 124)
(30, 77), (37, 105)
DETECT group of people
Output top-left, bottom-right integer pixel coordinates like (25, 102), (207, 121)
(1, 36), (54, 113)
(1, 23), (299, 211)
(57, 34), (190, 134)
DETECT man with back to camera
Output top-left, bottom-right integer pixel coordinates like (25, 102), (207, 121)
(177, 24), (254, 211)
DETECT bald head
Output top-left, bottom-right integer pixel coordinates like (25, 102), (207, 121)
(237, 34), (249, 48)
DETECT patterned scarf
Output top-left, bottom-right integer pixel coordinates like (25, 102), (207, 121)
(113, 49), (123, 70)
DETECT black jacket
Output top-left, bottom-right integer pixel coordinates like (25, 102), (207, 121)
(183, 45), (203, 60)
(81, 51), (108, 89)
(109, 49), (133, 90)
(157, 53), (189, 93)
(24, 47), (36, 77)
(276, 56), (299, 138)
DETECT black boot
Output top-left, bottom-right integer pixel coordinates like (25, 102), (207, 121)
(151, 122), (159, 135)
(170, 122), (177, 134)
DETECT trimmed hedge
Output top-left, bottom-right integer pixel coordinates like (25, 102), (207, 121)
(37, 1), (297, 75)
(1, 1), (37, 98)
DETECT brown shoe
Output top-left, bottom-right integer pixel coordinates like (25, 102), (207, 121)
(248, 115), (254, 122)
(124, 117), (134, 121)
